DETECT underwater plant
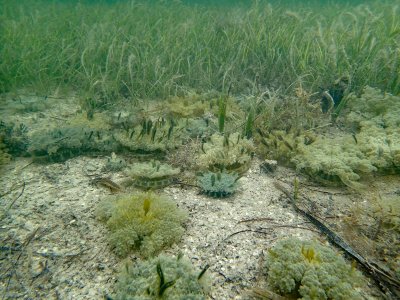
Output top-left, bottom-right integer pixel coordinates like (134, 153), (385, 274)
(218, 95), (228, 133)
(256, 87), (400, 186)
(256, 130), (309, 164)
(0, 122), (29, 157)
(114, 253), (209, 299)
(344, 86), (400, 173)
(96, 192), (187, 258)
(28, 126), (117, 162)
(243, 106), (255, 139)
(102, 152), (127, 172)
(160, 93), (215, 119)
(0, 138), (10, 170)
(126, 160), (180, 190)
(198, 171), (239, 198)
(184, 118), (218, 139)
(265, 238), (365, 299)
(291, 135), (377, 187)
(3, 0), (399, 100)
(113, 117), (185, 158)
(197, 132), (254, 175)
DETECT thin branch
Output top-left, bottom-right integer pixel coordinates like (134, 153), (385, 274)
(6, 181), (25, 211)
(2, 227), (40, 300)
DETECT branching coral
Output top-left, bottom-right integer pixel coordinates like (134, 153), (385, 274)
(265, 238), (365, 300)
(96, 192), (187, 258)
(115, 254), (210, 299)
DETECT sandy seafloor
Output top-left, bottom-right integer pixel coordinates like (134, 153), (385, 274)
(0, 94), (397, 299)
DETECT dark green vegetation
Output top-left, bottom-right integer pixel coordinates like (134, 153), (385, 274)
(29, 125), (117, 162)
(115, 254), (209, 299)
(1, 0), (399, 101)
(198, 171), (239, 198)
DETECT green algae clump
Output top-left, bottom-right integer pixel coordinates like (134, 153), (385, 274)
(265, 238), (365, 300)
(291, 134), (377, 187)
(127, 160), (180, 189)
(197, 132), (253, 175)
(115, 254), (210, 300)
(344, 86), (400, 173)
(258, 86), (400, 187)
(97, 192), (187, 258)
(198, 171), (239, 198)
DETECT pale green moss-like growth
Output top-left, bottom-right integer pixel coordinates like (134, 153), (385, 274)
(291, 135), (377, 187)
(258, 87), (400, 186)
(344, 86), (400, 173)
(259, 130), (376, 187)
(198, 171), (239, 198)
(345, 86), (400, 125)
(265, 238), (365, 300)
(97, 192), (187, 258)
(368, 194), (400, 234)
(197, 132), (253, 174)
(115, 254), (210, 300)
(127, 160), (180, 189)
(162, 94), (213, 118)
(185, 118), (217, 139)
